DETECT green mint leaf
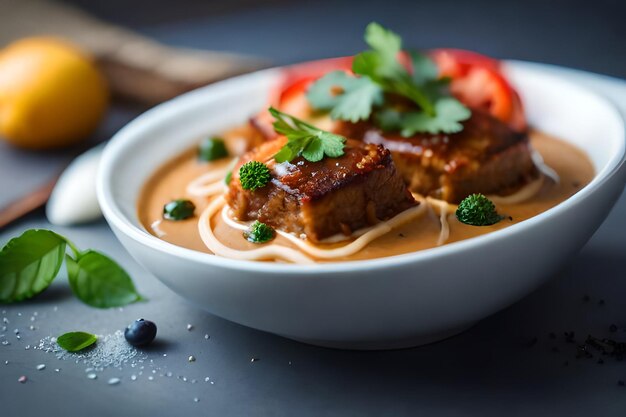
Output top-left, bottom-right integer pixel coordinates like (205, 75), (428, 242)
(306, 71), (383, 122)
(0, 229), (66, 303)
(66, 250), (143, 308)
(57, 331), (97, 352)
(269, 107), (346, 163)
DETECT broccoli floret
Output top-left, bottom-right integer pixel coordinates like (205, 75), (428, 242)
(455, 194), (503, 226)
(239, 161), (271, 191)
(243, 221), (275, 243)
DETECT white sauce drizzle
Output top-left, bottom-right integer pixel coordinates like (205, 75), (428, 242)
(150, 220), (167, 238)
(186, 152), (553, 263)
(198, 196), (315, 264)
(185, 158), (237, 197)
(426, 197), (451, 246)
(221, 198), (428, 259)
(532, 151), (559, 183)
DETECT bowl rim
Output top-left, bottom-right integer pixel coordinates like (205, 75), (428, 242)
(97, 59), (626, 275)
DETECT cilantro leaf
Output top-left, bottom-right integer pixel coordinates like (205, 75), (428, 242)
(353, 23), (435, 115)
(398, 98), (471, 136)
(409, 51), (439, 85)
(306, 71), (383, 122)
(269, 107), (346, 163)
(305, 22), (472, 136)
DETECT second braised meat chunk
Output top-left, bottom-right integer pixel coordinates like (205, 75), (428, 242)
(226, 138), (416, 242)
(340, 111), (539, 203)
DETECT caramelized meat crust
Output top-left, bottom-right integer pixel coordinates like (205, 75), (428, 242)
(226, 138), (416, 242)
(339, 111), (539, 203)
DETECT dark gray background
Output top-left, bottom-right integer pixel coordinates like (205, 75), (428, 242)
(1, 1), (626, 416)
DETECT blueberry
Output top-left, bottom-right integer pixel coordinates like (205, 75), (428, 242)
(124, 319), (157, 347)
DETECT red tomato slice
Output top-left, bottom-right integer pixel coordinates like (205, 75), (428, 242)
(431, 49), (526, 131)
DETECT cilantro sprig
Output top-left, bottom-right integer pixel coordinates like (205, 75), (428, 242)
(306, 22), (471, 135)
(269, 107), (346, 163)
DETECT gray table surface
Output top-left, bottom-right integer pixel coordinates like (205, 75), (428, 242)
(2, 1), (626, 416)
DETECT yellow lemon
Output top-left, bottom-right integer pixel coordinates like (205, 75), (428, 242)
(0, 37), (109, 150)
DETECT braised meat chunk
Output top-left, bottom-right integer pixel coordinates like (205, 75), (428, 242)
(226, 138), (416, 242)
(342, 111), (539, 203)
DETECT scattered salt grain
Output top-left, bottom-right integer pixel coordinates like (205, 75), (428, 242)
(18, 376), (27, 383)
(131, 375), (137, 381)
(148, 376), (154, 381)
(55, 369), (60, 373)
(186, 324), (194, 331)
(36, 364), (46, 371)
(205, 377), (210, 382)
(204, 334), (210, 340)
(188, 355), (196, 362)
(107, 377), (121, 385)
(193, 397), (199, 403)
(29, 325), (36, 330)
(87, 373), (97, 380)
(38, 330), (144, 370)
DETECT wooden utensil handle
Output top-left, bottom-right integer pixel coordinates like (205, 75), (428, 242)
(0, 0), (266, 104)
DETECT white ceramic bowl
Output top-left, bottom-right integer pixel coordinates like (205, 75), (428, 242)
(98, 61), (626, 349)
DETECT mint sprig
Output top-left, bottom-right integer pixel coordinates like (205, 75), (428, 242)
(306, 22), (471, 135)
(0, 229), (143, 307)
(270, 107), (346, 163)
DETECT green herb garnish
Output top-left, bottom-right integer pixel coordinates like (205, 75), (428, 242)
(198, 137), (229, 162)
(57, 331), (97, 352)
(269, 107), (346, 163)
(66, 251), (143, 308)
(0, 229), (143, 307)
(163, 199), (196, 221)
(455, 194), (504, 226)
(243, 221), (275, 243)
(224, 171), (232, 185)
(239, 161), (271, 190)
(306, 22), (471, 135)
(306, 71), (383, 122)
